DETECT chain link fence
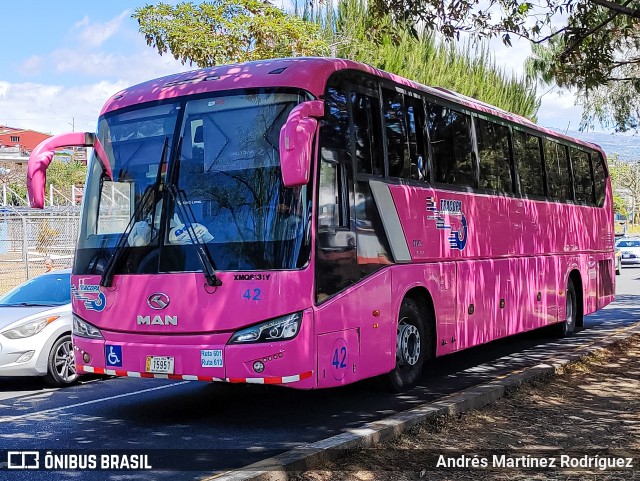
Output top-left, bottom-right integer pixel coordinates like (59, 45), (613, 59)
(0, 207), (80, 294)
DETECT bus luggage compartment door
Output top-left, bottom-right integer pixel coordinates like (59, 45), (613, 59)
(317, 329), (360, 388)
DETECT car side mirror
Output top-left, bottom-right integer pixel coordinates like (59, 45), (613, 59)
(28, 132), (112, 208)
(279, 100), (324, 188)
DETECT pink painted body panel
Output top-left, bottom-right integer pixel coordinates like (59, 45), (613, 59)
(72, 269), (317, 388)
(63, 58), (614, 389)
(389, 179), (614, 353)
(73, 270), (313, 333)
(314, 269), (394, 385)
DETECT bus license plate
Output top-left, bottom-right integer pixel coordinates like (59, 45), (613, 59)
(145, 356), (175, 374)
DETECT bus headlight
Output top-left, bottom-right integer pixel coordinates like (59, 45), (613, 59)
(229, 312), (302, 344)
(72, 314), (104, 339)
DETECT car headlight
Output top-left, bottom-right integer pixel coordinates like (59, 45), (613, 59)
(2, 316), (59, 339)
(229, 312), (302, 344)
(72, 314), (103, 339)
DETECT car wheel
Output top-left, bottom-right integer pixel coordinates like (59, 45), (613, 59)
(553, 279), (577, 337)
(385, 298), (432, 392)
(44, 334), (79, 387)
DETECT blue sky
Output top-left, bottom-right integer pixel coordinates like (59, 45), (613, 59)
(0, 1), (583, 135)
(0, 1), (191, 134)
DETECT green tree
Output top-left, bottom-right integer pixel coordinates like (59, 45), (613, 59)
(609, 155), (640, 223)
(310, 0), (539, 119)
(133, 1), (329, 67)
(348, 0), (640, 132)
(45, 159), (87, 206)
(613, 194), (628, 218)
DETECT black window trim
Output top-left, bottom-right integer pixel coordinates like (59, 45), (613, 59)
(568, 146), (597, 207)
(473, 114), (517, 196)
(323, 68), (609, 208)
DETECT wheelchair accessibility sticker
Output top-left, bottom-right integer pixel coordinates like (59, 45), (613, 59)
(72, 280), (107, 312)
(105, 345), (123, 367)
(426, 197), (468, 250)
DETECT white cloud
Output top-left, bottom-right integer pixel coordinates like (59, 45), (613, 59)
(0, 80), (126, 134)
(50, 19), (192, 84)
(17, 55), (45, 77)
(1, 8), (197, 135)
(488, 36), (531, 77)
(75, 10), (130, 48)
(536, 87), (583, 131)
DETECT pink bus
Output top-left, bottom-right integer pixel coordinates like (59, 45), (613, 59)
(28, 58), (615, 391)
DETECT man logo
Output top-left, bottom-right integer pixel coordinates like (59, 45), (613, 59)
(137, 315), (178, 326)
(147, 293), (170, 310)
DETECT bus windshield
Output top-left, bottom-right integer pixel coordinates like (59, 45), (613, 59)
(75, 89), (311, 275)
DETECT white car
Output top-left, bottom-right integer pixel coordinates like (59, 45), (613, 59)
(616, 238), (640, 266)
(0, 269), (77, 386)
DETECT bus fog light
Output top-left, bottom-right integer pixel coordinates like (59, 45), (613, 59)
(253, 361), (265, 373)
(17, 351), (35, 363)
(83, 353), (91, 363)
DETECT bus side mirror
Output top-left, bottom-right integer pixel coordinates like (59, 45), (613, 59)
(279, 100), (324, 187)
(27, 132), (112, 208)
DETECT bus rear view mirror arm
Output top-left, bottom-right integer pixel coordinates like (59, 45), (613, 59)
(279, 100), (324, 188)
(27, 132), (113, 208)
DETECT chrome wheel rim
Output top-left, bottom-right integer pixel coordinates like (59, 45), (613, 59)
(54, 339), (77, 383)
(397, 319), (421, 367)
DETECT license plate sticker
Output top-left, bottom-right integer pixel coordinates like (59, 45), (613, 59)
(201, 349), (223, 368)
(145, 356), (174, 374)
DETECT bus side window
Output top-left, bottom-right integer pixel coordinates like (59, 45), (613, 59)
(381, 89), (410, 178)
(570, 147), (595, 205)
(351, 91), (384, 176)
(475, 118), (512, 192)
(320, 86), (350, 228)
(427, 103), (474, 187)
(592, 152), (607, 207)
(406, 96), (427, 181)
(513, 130), (545, 198)
(318, 159), (343, 229)
(543, 139), (571, 201)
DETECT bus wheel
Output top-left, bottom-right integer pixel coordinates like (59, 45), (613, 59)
(553, 279), (577, 337)
(386, 298), (428, 392)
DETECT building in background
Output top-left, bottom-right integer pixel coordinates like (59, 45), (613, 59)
(0, 125), (51, 169)
(0, 125), (87, 170)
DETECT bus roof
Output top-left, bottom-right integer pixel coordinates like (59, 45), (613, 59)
(101, 57), (603, 155)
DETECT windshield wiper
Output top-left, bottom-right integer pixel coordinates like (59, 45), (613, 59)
(164, 137), (222, 287)
(100, 137), (169, 287)
(166, 183), (222, 287)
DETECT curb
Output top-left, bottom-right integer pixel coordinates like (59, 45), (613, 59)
(208, 322), (640, 481)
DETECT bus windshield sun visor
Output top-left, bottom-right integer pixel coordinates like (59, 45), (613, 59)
(99, 137), (169, 287)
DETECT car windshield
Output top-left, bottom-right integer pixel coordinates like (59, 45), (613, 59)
(75, 89), (312, 275)
(617, 240), (640, 248)
(0, 272), (71, 307)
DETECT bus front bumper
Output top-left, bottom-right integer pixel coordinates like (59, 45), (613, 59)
(73, 310), (316, 389)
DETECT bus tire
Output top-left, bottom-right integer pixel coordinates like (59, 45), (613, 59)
(553, 279), (577, 337)
(386, 298), (429, 392)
